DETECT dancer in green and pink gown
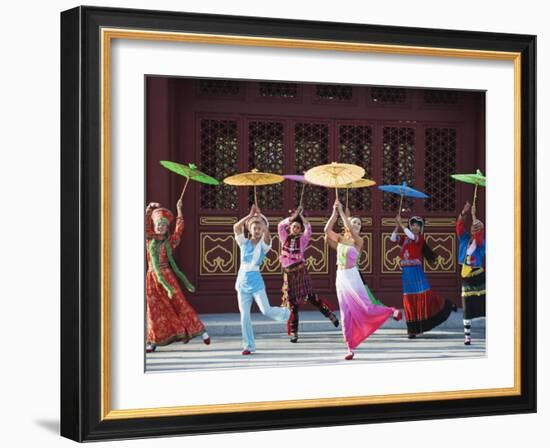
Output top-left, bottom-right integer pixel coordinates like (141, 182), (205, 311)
(324, 198), (402, 360)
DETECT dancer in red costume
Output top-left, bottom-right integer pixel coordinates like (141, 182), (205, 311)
(145, 200), (210, 352)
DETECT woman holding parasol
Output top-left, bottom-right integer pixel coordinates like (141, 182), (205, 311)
(278, 204), (339, 343)
(453, 169), (486, 345)
(391, 212), (457, 338)
(144, 161), (220, 353)
(325, 198), (402, 360)
(145, 199), (210, 352)
(233, 204), (291, 355)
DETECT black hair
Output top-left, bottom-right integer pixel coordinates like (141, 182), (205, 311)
(422, 241), (437, 263)
(290, 214), (304, 228)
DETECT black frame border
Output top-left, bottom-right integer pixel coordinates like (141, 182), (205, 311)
(61, 6), (536, 442)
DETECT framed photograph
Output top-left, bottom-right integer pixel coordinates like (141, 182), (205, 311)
(60, 5), (536, 442)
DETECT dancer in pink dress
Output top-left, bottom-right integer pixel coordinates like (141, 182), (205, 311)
(324, 198), (402, 360)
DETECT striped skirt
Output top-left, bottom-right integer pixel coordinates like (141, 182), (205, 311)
(281, 261), (314, 307)
(401, 265), (454, 335)
(461, 267), (486, 319)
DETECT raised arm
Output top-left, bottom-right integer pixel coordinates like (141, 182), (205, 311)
(396, 213), (416, 241)
(470, 204), (485, 246)
(300, 210), (313, 246)
(337, 202), (363, 249)
(256, 207), (272, 248)
(234, 204), (256, 236)
(145, 202), (159, 239)
(170, 198), (185, 248)
(456, 202), (470, 236)
(390, 223), (401, 243)
(324, 201), (340, 244)
(278, 217), (290, 240)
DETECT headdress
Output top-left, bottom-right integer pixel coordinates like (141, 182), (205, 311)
(151, 207), (174, 225)
(408, 216), (425, 232)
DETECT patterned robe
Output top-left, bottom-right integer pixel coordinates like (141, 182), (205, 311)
(146, 213), (205, 346)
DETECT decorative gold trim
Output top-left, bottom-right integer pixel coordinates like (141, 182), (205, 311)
(199, 233), (237, 275)
(424, 218), (457, 227)
(200, 216), (238, 226)
(381, 232), (402, 274)
(104, 386), (517, 420)
(514, 54), (522, 391)
(100, 29), (111, 421)
(102, 28), (519, 60)
(423, 233), (456, 273)
(362, 217), (373, 227)
(261, 234), (283, 275)
(381, 217), (456, 227)
(304, 234), (329, 274)
(381, 217), (397, 227)
(302, 217), (328, 226)
(358, 232), (373, 274)
(100, 27), (522, 421)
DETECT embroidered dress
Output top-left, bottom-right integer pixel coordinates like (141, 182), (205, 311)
(145, 209), (206, 346)
(278, 218), (338, 337)
(335, 243), (395, 350)
(457, 218), (486, 319)
(392, 232), (454, 335)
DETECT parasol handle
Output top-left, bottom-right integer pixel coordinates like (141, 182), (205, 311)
(473, 184), (478, 209)
(398, 194), (404, 213)
(346, 188), (349, 210)
(254, 185), (258, 208)
(299, 183), (306, 207)
(178, 177), (191, 202)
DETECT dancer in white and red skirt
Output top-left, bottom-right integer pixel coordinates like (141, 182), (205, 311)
(325, 198), (402, 360)
(391, 213), (457, 338)
(278, 206), (339, 343)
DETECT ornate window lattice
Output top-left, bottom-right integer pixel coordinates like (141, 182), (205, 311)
(199, 119), (238, 210)
(424, 89), (459, 105)
(371, 87), (407, 104)
(294, 123), (329, 210)
(382, 127), (416, 211)
(258, 82), (297, 98)
(198, 79), (241, 96)
(248, 121), (285, 209)
(337, 125), (373, 211)
(424, 128), (457, 212)
(315, 84), (353, 101)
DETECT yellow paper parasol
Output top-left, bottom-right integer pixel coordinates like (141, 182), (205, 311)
(223, 168), (284, 207)
(343, 178), (377, 210)
(304, 162), (365, 196)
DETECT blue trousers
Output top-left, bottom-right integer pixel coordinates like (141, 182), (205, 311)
(237, 288), (290, 351)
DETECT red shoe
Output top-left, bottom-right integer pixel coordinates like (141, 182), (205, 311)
(203, 336), (211, 345)
(393, 309), (403, 321)
(242, 350), (252, 356)
(286, 310), (295, 336)
(344, 351), (354, 361)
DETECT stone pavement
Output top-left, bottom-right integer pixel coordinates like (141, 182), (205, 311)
(146, 311), (486, 373)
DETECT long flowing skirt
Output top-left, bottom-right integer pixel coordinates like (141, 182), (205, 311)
(461, 267), (486, 319)
(336, 266), (394, 350)
(146, 268), (206, 346)
(402, 265), (454, 335)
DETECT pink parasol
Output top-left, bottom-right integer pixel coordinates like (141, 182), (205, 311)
(283, 174), (313, 207)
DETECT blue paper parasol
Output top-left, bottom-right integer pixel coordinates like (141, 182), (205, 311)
(378, 181), (429, 212)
